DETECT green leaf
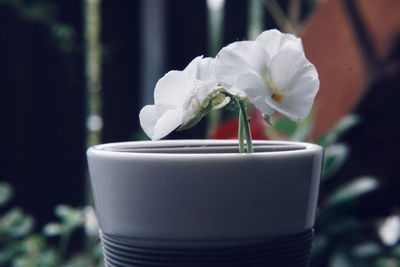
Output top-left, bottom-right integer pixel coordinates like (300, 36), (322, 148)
(392, 245), (400, 257)
(332, 114), (360, 135)
(0, 208), (34, 237)
(271, 112), (314, 141)
(375, 257), (400, 267)
(0, 182), (13, 206)
(11, 216), (33, 237)
(272, 116), (297, 135)
(318, 114), (360, 147)
(326, 176), (379, 206)
(55, 205), (83, 229)
(0, 242), (19, 264)
(330, 252), (352, 267)
(352, 242), (382, 258)
(21, 235), (47, 253)
(311, 235), (329, 255)
(322, 144), (349, 179)
(43, 223), (62, 236)
(36, 250), (58, 267)
(290, 113), (314, 142)
(325, 217), (360, 236)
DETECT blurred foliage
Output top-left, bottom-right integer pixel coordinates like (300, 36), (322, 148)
(272, 114), (400, 266)
(0, 0), (77, 52)
(0, 183), (103, 267)
(1, 114), (398, 267)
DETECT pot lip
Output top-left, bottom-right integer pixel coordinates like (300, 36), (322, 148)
(88, 139), (322, 159)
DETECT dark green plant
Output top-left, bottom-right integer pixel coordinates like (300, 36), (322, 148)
(0, 0), (77, 52)
(0, 183), (103, 267)
(271, 114), (400, 266)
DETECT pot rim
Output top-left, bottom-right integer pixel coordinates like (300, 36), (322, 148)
(88, 139), (322, 159)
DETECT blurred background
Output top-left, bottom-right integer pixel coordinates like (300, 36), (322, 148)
(0, 0), (400, 266)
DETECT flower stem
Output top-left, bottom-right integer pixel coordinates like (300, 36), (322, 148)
(238, 107), (245, 153)
(235, 98), (254, 153)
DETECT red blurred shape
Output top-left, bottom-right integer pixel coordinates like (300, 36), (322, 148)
(210, 108), (269, 140)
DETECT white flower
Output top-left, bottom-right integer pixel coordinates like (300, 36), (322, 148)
(140, 56), (228, 140)
(214, 29), (319, 121)
(379, 215), (400, 246)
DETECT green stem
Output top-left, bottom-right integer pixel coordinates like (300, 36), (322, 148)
(238, 107), (245, 153)
(235, 98), (254, 153)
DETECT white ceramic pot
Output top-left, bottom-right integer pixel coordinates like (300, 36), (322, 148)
(87, 140), (323, 267)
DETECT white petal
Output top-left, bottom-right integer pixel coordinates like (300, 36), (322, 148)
(152, 108), (184, 140)
(196, 57), (216, 81)
(265, 93), (314, 121)
(214, 41), (269, 87)
(184, 56), (216, 82)
(183, 57), (220, 112)
(234, 72), (274, 116)
(264, 49), (319, 120)
(256, 29), (303, 57)
(195, 81), (218, 102)
(268, 50), (318, 95)
(183, 56), (203, 80)
(139, 105), (183, 140)
(154, 70), (192, 106)
(264, 82), (318, 121)
(139, 105), (159, 139)
(178, 80), (219, 122)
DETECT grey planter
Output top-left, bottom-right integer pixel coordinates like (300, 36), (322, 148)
(87, 140), (323, 267)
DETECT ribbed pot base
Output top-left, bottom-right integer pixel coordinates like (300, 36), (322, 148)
(100, 229), (314, 267)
